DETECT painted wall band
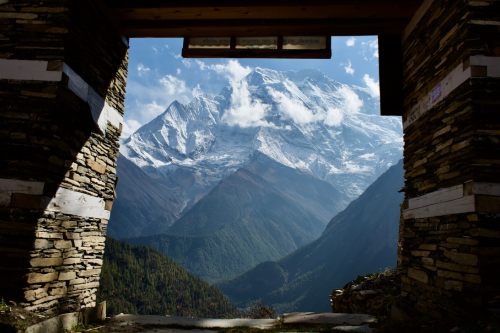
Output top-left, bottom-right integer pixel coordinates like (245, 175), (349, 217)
(0, 178), (110, 219)
(403, 182), (500, 219)
(47, 187), (110, 220)
(0, 59), (63, 81)
(0, 59), (123, 133)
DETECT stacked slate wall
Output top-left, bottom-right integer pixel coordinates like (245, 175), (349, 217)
(400, 0), (500, 318)
(0, 0), (128, 314)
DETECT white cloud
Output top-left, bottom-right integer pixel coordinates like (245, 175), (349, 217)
(206, 60), (270, 128)
(159, 75), (188, 96)
(344, 60), (355, 75)
(268, 87), (316, 125)
(126, 74), (193, 124)
(338, 85), (363, 113)
(370, 40), (379, 58)
(362, 39), (379, 60)
(137, 63), (151, 77)
(192, 84), (203, 97)
(195, 59), (209, 71)
(121, 119), (142, 138)
(176, 68), (181, 75)
(139, 101), (166, 123)
(346, 37), (356, 47)
(325, 107), (343, 127)
(181, 58), (192, 68)
(363, 74), (380, 98)
(211, 60), (252, 82)
(223, 80), (271, 128)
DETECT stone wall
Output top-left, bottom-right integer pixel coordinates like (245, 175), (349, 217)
(0, 0), (128, 314)
(399, 0), (500, 319)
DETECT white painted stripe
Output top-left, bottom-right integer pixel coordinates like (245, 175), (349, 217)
(470, 19), (500, 26)
(470, 56), (500, 77)
(0, 59), (63, 81)
(0, 60), (122, 133)
(408, 184), (463, 210)
(99, 102), (123, 131)
(404, 55), (500, 129)
(47, 187), (110, 220)
(404, 182), (500, 219)
(0, 178), (45, 206)
(62, 64), (123, 133)
(403, 196), (476, 219)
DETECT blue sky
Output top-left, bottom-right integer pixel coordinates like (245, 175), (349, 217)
(122, 36), (380, 137)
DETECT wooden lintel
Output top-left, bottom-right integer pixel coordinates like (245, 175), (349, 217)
(110, 4), (420, 21)
(118, 19), (410, 38)
(182, 48), (332, 59)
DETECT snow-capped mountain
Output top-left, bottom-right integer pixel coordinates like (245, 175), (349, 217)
(121, 67), (402, 210)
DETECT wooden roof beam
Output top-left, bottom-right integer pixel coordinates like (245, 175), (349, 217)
(119, 19), (411, 38)
(110, 4), (420, 21)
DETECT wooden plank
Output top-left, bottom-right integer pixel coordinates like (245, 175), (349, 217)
(182, 48), (331, 59)
(47, 187), (110, 220)
(408, 184), (464, 210)
(111, 4), (419, 21)
(403, 196), (475, 219)
(470, 55), (500, 77)
(119, 18), (411, 37)
(0, 59), (63, 82)
(0, 178), (45, 195)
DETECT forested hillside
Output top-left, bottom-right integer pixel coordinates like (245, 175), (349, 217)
(219, 160), (404, 312)
(98, 238), (237, 318)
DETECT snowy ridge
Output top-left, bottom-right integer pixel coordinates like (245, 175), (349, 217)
(122, 67), (402, 204)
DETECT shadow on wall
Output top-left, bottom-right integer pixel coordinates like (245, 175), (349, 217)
(0, 0), (128, 314)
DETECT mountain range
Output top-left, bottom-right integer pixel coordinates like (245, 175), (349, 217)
(218, 160), (404, 312)
(109, 66), (403, 283)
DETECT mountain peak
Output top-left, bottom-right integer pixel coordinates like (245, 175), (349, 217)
(124, 65), (403, 202)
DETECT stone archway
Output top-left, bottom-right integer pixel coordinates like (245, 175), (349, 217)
(0, 0), (499, 320)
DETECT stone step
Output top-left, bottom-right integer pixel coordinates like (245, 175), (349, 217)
(281, 312), (377, 326)
(109, 312), (377, 331)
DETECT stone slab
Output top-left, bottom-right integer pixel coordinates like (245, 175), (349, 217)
(25, 312), (78, 333)
(111, 314), (277, 330)
(282, 312), (377, 326)
(333, 324), (374, 333)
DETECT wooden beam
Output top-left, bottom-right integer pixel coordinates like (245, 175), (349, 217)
(119, 19), (411, 38)
(110, 4), (420, 21)
(182, 48), (332, 59)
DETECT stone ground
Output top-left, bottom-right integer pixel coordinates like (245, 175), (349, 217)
(73, 312), (377, 333)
